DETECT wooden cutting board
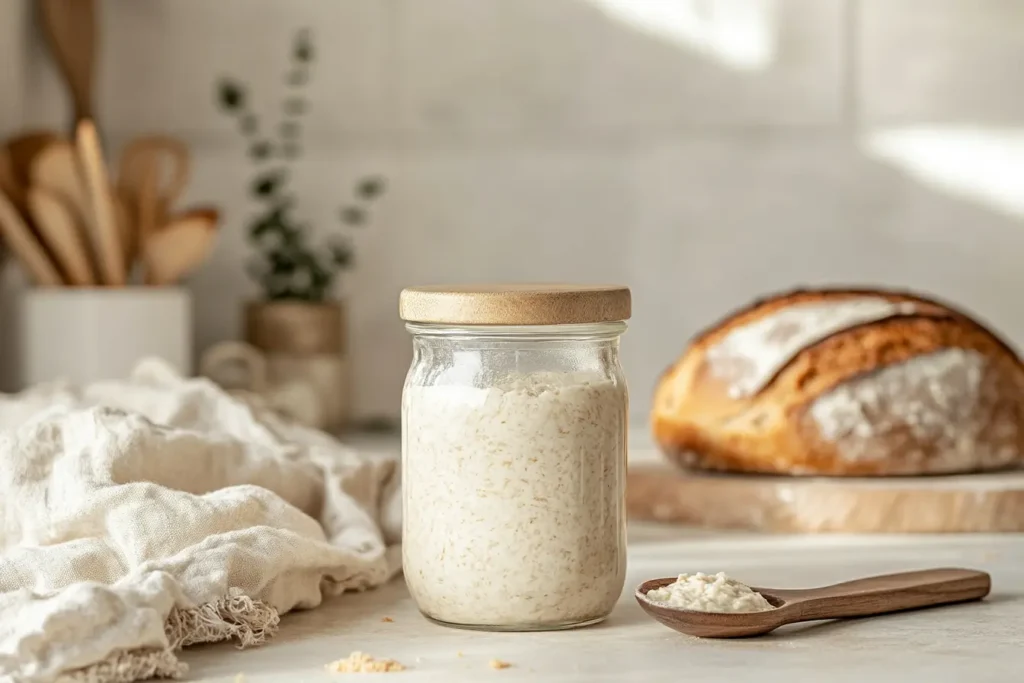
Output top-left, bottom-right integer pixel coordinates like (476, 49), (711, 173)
(627, 462), (1024, 533)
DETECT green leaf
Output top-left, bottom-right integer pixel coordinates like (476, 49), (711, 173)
(240, 114), (258, 135)
(246, 255), (269, 281)
(294, 29), (314, 62)
(266, 277), (299, 300)
(249, 141), (272, 160)
(269, 249), (298, 275)
(217, 79), (246, 110)
(326, 235), (355, 269)
(251, 169), (287, 199)
(357, 176), (385, 199)
(340, 206), (365, 226)
(249, 217), (273, 239)
(283, 98), (307, 116)
(308, 285), (328, 302)
(279, 121), (301, 139)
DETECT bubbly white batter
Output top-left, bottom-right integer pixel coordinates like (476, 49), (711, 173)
(403, 372), (627, 627)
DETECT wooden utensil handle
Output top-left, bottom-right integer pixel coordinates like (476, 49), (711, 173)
(777, 568), (990, 622)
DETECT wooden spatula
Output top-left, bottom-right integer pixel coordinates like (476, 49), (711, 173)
(30, 139), (90, 221)
(36, 0), (97, 130)
(0, 148), (24, 212)
(134, 159), (159, 268)
(142, 208), (219, 286)
(0, 187), (63, 286)
(112, 190), (134, 272)
(117, 135), (191, 229)
(117, 135), (191, 269)
(75, 119), (124, 285)
(4, 132), (60, 212)
(29, 138), (100, 267)
(27, 186), (95, 286)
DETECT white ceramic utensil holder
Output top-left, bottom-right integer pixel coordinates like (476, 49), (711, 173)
(18, 287), (193, 387)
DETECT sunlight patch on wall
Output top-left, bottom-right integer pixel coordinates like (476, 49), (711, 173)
(585, 0), (777, 70)
(864, 127), (1024, 219)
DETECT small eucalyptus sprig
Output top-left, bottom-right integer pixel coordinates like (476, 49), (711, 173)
(215, 28), (385, 302)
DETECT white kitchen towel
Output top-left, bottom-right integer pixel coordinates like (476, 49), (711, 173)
(0, 359), (402, 683)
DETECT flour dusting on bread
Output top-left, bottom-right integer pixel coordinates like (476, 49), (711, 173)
(810, 349), (1018, 471)
(653, 287), (1024, 476)
(706, 298), (918, 398)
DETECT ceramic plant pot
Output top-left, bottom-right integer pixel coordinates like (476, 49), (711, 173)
(204, 299), (350, 432)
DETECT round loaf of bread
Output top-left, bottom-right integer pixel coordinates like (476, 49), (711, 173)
(651, 288), (1024, 476)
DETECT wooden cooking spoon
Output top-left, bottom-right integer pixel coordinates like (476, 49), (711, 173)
(117, 134), (191, 230)
(0, 187), (63, 286)
(0, 148), (24, 211)
(635, 568), (991, 639)
(75, 118), (124, 285)
(30, 139), (90, 220)
(36, 0), (97, 129)
(141, 207), (219, 285)
(27, 186), (96, 286)
(3, 131), (60, 211)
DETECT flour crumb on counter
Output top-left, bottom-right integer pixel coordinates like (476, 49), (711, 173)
(325, 651), (406, 673)
(456, 651), (464, 658)
(489, 659), (512, 670)
(234, 675), (245, 683)
(644, 572), (774, 613)
(381, 616), (394, 622)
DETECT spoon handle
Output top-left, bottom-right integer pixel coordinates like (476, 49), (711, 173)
(771, 568), (991, 622)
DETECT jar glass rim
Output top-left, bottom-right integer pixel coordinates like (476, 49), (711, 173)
(405, 321), (627, 340)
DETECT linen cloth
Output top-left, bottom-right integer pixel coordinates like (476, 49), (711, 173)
(0, 359), (402, 683)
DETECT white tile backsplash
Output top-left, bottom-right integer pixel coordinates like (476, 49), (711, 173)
(3, 0), (1024, 422)
(860, 0), (1024, 124)
(178, 143), (630, 419)
(623, 132), (1024, 399)
(0, 0), (28, 135)
(396, 0), (845, 138)
(24, 0), (397, 139)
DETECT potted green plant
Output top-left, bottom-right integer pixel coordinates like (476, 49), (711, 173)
(213, 28), (384, 430)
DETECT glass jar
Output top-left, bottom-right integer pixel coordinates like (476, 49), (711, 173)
(399, 284), (631, 631)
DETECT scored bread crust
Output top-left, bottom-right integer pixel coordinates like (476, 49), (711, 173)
(651, 288), (1024, 476)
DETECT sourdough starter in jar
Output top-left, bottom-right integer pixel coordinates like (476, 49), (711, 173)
(400, 284), (631, 631)
(404, 371), (626, 629)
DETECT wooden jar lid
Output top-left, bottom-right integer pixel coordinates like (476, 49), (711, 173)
(399, 284), (631, 325)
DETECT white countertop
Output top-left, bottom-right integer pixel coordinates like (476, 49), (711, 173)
(184, 523), (1024, 682)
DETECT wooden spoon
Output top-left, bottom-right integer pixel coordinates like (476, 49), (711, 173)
(117, 134), (191, 232)
(0, 148), (24, 211)
(27, 186), (96, 286)
(75, 118), (124, 285)
(112, 189), (134, 271)
(635, 568), (991, 639)
(30, 139), (90, 219)
(0, 187), (63, 286)
(4, 132), (60, 212)
(6, 132), (60, 183)
(36, 0), (97, 129)
(142, 207), (219, 285)
(131, 154), (160, 270)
